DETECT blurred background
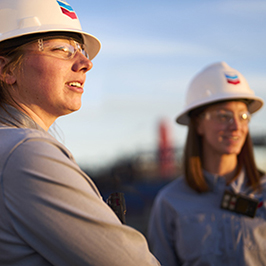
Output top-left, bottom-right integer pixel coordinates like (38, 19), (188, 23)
(54, 0), (266, 235)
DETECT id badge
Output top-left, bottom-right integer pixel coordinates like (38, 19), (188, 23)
(220, 190), (259, 218)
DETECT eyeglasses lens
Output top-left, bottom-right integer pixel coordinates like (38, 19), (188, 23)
(38, 39), (89, 60)
(205, 110), (250, 124)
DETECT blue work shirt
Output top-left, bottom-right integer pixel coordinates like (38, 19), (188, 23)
(148, 171), (266, 266)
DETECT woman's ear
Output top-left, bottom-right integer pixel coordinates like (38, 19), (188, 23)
(0, 56), (16, 85)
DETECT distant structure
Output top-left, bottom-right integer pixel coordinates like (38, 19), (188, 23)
(252, 133), (266, 146)
(158, 119), (176, 179)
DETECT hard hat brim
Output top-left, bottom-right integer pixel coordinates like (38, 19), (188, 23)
(176, 94), (264, 126)
(0, 26), (101, 60)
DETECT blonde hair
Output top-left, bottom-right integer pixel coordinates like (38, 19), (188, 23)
(0, 48), (24, 105)
(0, 47), (28, 127)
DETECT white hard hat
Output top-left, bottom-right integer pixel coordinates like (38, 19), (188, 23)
(176, 62), (264, 125)
(0, 0), (101, 60)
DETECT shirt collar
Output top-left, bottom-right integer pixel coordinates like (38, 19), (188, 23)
(203, 169), (246, 193)
(0, 104), (45, 132)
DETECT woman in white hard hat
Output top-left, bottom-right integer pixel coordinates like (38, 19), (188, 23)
(148, 62), (266, 266)
(0, 1), (160, 265)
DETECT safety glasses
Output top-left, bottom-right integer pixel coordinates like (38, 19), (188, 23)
(37, 38), (89, 60)
(203, 109), (251, 125)
(20, 38), (89, 60)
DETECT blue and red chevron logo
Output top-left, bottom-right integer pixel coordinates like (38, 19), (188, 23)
(225, 74), (240, 85)
(57, 1), (77, 19)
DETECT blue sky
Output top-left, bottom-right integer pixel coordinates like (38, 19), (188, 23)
(55, 0), (266, 170)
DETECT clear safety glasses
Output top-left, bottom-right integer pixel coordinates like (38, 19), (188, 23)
(203, 109), (251, 125)
(37, 38), (89, 60)
(21, 38), (89, 60)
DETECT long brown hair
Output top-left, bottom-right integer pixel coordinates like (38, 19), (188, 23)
(183, 106), (264, 193)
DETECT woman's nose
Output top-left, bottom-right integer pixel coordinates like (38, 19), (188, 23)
(73, 52), (93, 73)
(228, 116), (242, 130)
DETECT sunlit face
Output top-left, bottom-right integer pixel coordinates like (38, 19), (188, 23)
(196, 101), (250, 157)
(13, 38), (93, 121)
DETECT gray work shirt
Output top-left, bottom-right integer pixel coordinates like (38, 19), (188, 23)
(148, 170), (266, 266)
(0, 105), (160, 266)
